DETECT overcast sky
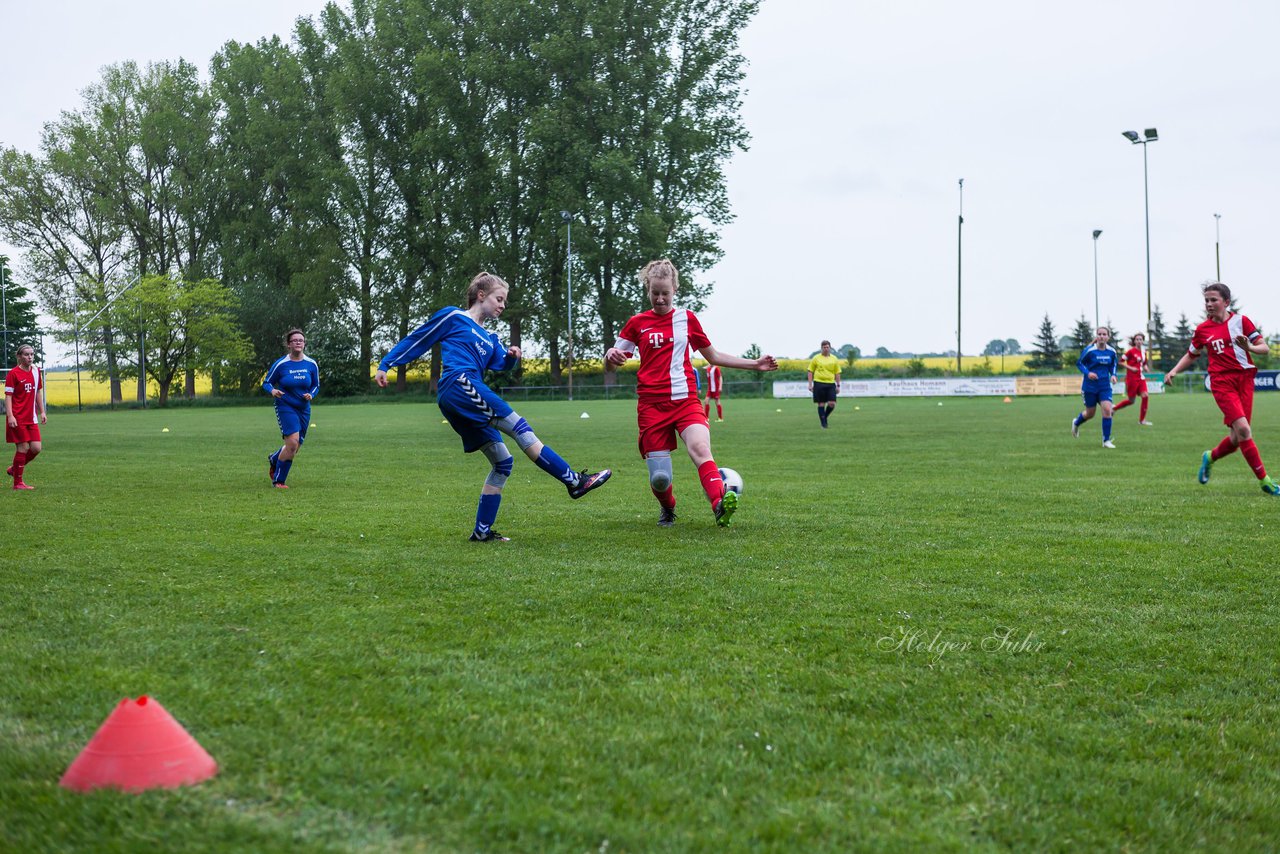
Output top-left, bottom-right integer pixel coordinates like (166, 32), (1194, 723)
(3, 0), (1278, 360)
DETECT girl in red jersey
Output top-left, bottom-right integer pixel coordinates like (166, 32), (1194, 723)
(1112, 332), (1153, 425)
(4, 343), (46, 490)
(606, 259), (777, 527)
(1165, 282), (1279, 495)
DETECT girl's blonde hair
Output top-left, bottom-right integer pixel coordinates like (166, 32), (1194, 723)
(638, 259), (679, 293)
(466, 271), (509, 307)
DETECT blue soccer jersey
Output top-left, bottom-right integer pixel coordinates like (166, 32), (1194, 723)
(378, 307), (518, 381)
(262, 356), (320, 409)
(1077, 345), (1117, 392)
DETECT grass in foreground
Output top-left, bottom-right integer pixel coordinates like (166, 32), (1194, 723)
(2, 394), (1279, 852)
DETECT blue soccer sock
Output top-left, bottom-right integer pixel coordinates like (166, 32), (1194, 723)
(474, 492), (502, 535)
(270, 448), (281, 469)
(534, 446), (579, 487)
(1102, 417), (1112, 441)
(275, 459), (293, 484)
(1073, 413), (1083, 427)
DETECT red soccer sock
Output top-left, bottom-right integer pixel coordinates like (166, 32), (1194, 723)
(703, 402), (710, 417)
(652, 484), (675, 509)
(697, 460), (724, 507)
(1239, 439), (1267, 479)
(1113, 398), (1132, 411)
(716, 403), (723, 419)
(11, 451), (27, 483)
(1139, 398), (1148, 420)
(1211, 435), (1238, 462)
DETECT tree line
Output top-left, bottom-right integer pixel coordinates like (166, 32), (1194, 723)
(1025, 308), (1212, 372)
(0, 0), (757, 404)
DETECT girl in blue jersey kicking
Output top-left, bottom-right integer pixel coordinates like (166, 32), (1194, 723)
(263, 329), (320, 488)
(375, 272), (611, 542)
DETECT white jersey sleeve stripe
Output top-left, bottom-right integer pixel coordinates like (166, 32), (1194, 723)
(668, 310), (689, 400)
(1228, 314), (1252, 369)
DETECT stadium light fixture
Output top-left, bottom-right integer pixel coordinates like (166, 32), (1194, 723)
(1121, 127), (1158, 344)
(560, 210), (574, 402)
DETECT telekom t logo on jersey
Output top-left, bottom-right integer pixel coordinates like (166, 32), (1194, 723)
(649, 332), (665, 349)
(1210, 338), (1227, 354)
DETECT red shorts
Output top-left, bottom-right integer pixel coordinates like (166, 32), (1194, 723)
(1209, 371), (1254, 426)
(6, 423), (41, 444)
(1124, 373), (1147, 397)
(637, 397), (708, 456)
(703, 391), (720, 400)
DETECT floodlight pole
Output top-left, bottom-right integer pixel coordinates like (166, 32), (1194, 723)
(1214, 213), (1221, 280)
(561, 210), (574, 402)
(1092, 230), (1103, 328)
(1122, 129), (1158, 343)
(956, 178), (964, 374)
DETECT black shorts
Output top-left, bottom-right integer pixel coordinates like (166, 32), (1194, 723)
(812, 382), (838, 404)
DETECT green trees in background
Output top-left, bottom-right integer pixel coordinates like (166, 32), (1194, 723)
(0, 0), (756, 403)
(0, 256), (41, 365)
(1026, 314), (1063, 371)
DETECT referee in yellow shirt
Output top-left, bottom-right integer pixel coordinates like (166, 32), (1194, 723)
(807, 340), (842, 428)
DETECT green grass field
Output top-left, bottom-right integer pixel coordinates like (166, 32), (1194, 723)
(3, 394), (1279, 851)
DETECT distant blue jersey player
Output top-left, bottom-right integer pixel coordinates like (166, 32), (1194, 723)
(375, 271), (611, 542)
(263, 328), (320, 488)
(1070, 326), (1119, 448)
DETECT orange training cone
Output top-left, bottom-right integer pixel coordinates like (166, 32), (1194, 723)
(59, 696), (217, 792)
(1002, 396), (1012, 403)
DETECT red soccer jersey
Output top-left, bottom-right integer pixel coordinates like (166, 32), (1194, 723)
(1188, 313), (1261, 374)
(1123, 346), (1146, 373)
(4, 365), (43, 424)
(616, 308), (711, 402)
(706, 365), (722, 394)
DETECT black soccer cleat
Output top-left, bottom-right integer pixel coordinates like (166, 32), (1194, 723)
(568, 468), (612, 499)
(469, 529), (510, 542)
(657, 506), (677, 527)
(268, 453), (277, 483)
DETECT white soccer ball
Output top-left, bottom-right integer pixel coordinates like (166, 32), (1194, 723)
(719, 467), (744, 496)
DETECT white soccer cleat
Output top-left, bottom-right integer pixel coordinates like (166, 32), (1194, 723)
(1140, 420), (1154, 426)
(1102, 440), (1116, 449)
(1071, 419), (1080, 439)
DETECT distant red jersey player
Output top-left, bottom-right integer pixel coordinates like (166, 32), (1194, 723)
(5, 343), (47, 490)
(703, 364), (724, 421)
(606, 259), (777, 527)
(1165, 282), (1278, 496)
(1112, 332), (1153, 425)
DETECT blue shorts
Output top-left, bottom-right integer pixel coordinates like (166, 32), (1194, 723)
(275, 402), (310, 443)
(438, 373), (514, 453)
(1082, 386), (1113, 408)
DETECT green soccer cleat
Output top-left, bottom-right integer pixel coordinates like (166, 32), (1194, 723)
(1262, 476), (1280, 497)
(1198, 450), (1213, 485)
(714, 490), (738, 527)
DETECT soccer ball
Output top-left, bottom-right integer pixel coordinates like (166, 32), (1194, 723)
(719, 467), (743, 496)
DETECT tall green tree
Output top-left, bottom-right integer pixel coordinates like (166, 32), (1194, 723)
(0, 257), (41, 365)
(114, 275), (251, 406)
(211, 35), (347, 393)
(1026, 314), (1063, 371)
(1069, 314), (1094, 364)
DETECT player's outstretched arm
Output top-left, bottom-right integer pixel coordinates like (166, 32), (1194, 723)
(1164, 351), (1197, 383)
(605, 347), (633, 366)
(700, 346), (778, 372)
